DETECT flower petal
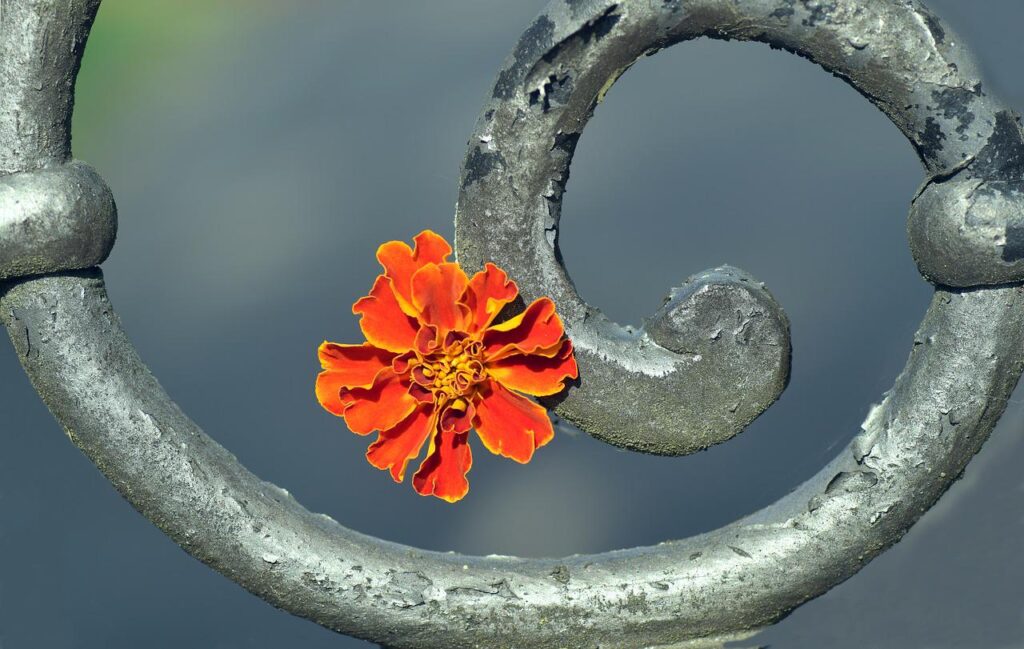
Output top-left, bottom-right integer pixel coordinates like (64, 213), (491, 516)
(486, 340), (578, 397)
(318, 342), (394, 385)
(412, 429), (472, 503)
(316, 342), (396, 416)
(366, 405), (436, 482)
(316, 370), (356, 416)
(352, 275), (420, 353)
(483, 297), (565, 361)
(439, 398), (475, 434)
(461, 263), (519, 333)
(414, 323), (442, 355)
(472, 381), (554, 463)
(342, 370), (418, 435)
(411, 262), (469, 333)
(377, 230), (452, 315)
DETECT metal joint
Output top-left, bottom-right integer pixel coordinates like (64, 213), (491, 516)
(0, 160), (117, 281)
(909, 171), (1024, 287)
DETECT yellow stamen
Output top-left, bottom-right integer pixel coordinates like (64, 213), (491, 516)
(417, 337), (488, 401)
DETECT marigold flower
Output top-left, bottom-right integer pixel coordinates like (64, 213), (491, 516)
(315, 230), (578, 502)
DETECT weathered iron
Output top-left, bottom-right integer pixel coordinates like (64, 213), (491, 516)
(2, 1), (1022, 647)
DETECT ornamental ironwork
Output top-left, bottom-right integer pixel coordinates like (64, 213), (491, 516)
(2, 1), (1023, 647)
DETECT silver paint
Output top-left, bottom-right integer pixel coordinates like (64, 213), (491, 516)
(2, 0), (1023, 647)
(455, 0), (1021, 455)
(909, 177), (1024, 286)
(0, 161), (117, 280)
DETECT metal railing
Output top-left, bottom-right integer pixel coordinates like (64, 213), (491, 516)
(2, 1), (1022, 647)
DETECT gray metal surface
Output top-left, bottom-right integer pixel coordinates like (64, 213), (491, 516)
(0, 0), (99, 174)
(0, 161), (116, 280)
(1, 1), (1023, 648)
(454, 0), (1024, 454)
(0, 0), (114, 278)
(909, 176), (1024, 286)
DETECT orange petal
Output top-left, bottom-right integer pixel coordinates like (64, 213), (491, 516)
(342, 370), (418, 435)
(366, 405), (436, 482)
(316, 342), (395, 416)
(483, 297), (565, 361)
(411, 262), (469, 333)
(352, 275), (420, 353)
(318, 342), (394, 385)
(486, 340), (578, 397)
(412, 429), (473, 503)
(316, 370), (356, 416)
(377, 230), (452, 316)
(472, 381), (554, 463)
(461, 263), (519, 333)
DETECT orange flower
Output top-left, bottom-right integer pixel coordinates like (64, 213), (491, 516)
(315, 230), (578, 502)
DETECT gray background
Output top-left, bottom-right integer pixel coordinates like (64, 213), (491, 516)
(1, 1), (1023, 647)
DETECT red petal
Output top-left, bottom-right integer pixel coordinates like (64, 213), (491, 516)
(390, 350), (417, 375)
(411, 262), (469, 334)
(376, 230), (452, 316)
(461, 263), (519, 333)
(412, 429), (473, 503)
(483, 297), (565, 361)
(408, 383), (434, 404)
(486, 340), (578, 397)
(316, 342), (395, 416)
(352, 275), (420, 353)
(366, 405), (436, 482)
(414, 323), (442, 355)
(341, 370), (418, 435)
(472, 381), (554, 463)
(439, 398), (475, 434)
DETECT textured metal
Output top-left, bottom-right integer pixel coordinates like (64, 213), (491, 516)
(0, 0), (114, 280)
(0, 161), (117, 280)
(5, 272), (1022, 649)
(0, 0), (100, 174)
(637, 265), (791, 454)
(2, 1), (1024, 648)
(454, 0), (1024, 454)
(909, 176), (1024, 287)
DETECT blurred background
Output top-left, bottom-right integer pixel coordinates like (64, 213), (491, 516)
(1, 1), (1023, 647)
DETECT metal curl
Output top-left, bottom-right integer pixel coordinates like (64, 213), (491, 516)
(456, 3), (795, 456)
(454, 0), (1023, 454)
(3, 1), (1024, 648)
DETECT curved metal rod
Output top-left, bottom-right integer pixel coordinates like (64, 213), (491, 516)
(4, 272), (1021, 648)
(455, 0), (1024, 455)
(2, 1), (1023, 648)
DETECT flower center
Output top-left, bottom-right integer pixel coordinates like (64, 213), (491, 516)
(411, 337), (486, 403)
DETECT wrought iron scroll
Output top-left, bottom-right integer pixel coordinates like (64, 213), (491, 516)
(2, 1), (1024, 648)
